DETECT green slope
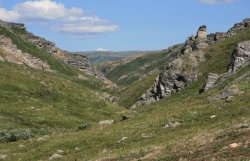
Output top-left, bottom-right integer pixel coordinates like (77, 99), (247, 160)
(0, 62), (128, 131)
(1, 27), (249, 161)
(101, 45), (182, 86)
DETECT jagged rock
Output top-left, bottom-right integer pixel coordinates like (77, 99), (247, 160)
(202, 73), (220, 92)
(196, 25), (207, 39)
(64, 54), (93, 74)
(228, 18), (250, 36)
(132, 19), (250, 108)
(182, 45), (193, 54)
(181, 25), (208, 54)
(228, 40), (250, 73)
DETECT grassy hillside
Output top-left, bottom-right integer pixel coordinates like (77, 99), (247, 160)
(1, 27), (249, 161)
(100, 45), (182, 86)
(0, 62), (128, 131)
(77, 51), (151, 64)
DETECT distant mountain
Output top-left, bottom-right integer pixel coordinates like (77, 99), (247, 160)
(72, 51), (153, 64)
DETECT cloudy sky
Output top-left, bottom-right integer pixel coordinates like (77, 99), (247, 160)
(0, 0), (249, 51)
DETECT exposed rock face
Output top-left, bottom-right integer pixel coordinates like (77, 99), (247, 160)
(64, 54), (94, 74)
(202, 73), (220, 92)
(182, 25), (208, 54)
(63, 53), (116, 87)
(228, 18), (250, 36)
(0, 35), (50, 71)
(28, 36), (57, 55)
(132, 18), (250, 108)
(133, 39), (206, 108)
(133, 26), (208, 108)
(228, 41), (250, 73)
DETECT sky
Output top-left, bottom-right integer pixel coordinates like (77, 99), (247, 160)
(0, 0), (249, 52)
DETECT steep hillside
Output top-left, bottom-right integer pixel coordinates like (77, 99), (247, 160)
(1, 25), (249, 160)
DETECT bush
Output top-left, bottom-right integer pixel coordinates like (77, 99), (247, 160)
(78, 124), (89, 131)
(0, 129), (33, 143)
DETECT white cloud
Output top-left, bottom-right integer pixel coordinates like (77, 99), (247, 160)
(0, 0), (118, 37)
(56, 24), (119, 34)
(96, 47), (108, 51)
(0, 8), (19, 22)
(198, 0), (238, 4)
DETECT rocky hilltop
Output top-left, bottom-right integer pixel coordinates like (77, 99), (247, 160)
(133, 18), (250, 108)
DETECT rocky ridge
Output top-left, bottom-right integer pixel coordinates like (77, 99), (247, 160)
(0, 20), (113, 86)
(133, 18), (250, 108)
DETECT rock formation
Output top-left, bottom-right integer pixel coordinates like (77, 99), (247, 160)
(132, 25), (208, 108)
(182, 25), (208, 54)
(228, 40), (250, 73)
(0, 19), (114, 86)
(0, 35), (50, 71)
(202, 73), (220, 92)
(133, 18), (250, 108)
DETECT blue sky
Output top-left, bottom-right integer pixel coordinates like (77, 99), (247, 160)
(0, 0), (249, 51)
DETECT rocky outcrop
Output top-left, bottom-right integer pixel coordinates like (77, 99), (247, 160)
(182, 25), (208, 54)
(0, 35), (50, 71)
(228, 40), (250, 73)
(202, 73), (220, 92)
(63, 53), (116, 87)
(228, 18), (250, 36)
(63, 54), (94, 75)
(0, 20), (26, 30)
(133, 18), (250, 108)
(132, 25), (207, 108)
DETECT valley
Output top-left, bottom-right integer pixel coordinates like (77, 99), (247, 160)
(0, 17), (250, 161)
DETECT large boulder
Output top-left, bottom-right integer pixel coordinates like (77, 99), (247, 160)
(228, 41), (250, 73)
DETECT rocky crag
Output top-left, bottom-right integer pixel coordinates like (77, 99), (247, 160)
(0, 20), (113, 86)
(133, 18), (250, 108)
(0, 35), (51, 71)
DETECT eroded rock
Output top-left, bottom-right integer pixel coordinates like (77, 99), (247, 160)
(228, 40), (250, 73)
(202, 73), (220, 92)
